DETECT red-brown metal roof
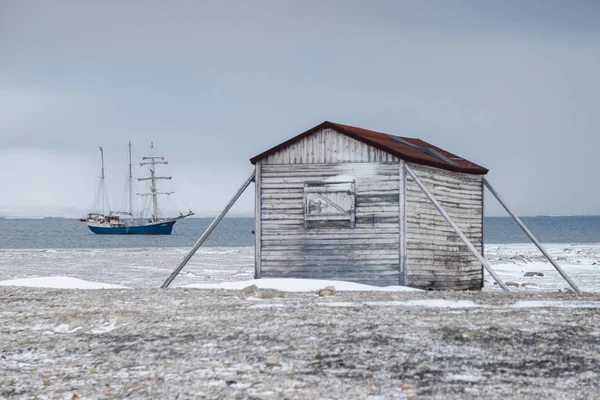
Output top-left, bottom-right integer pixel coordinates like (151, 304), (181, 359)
(250, 121), (488, 175)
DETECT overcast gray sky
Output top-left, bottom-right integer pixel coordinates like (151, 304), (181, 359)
(1, 0), (599, 217)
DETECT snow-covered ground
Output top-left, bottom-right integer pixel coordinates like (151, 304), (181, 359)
(0, 243), (598, 292)
(2, 287), (600, 399)
(1, 244), (600, 399)
(0, 276), (128, 289)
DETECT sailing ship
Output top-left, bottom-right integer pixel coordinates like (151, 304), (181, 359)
(81, 142), (193, 235)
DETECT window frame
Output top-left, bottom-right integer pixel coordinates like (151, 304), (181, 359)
(303, 180), (356, 229)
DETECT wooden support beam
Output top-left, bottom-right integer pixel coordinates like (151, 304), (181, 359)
(399, 160), (406, 285)
(254, 162), (262, 279)
(484, 178), (581, 293)
(481, 177), (485, 289)
(161, 171), (256, 288)
(405, 165), (509, 292)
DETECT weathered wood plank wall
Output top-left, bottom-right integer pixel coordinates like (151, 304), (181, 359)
(260, 162), (400, 286)
(405, 163), (484, 290)
(262, 128), (398, 164)
(258, 128), (401, 286)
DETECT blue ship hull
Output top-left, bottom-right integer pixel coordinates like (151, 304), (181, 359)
(87, 219), (177, 235)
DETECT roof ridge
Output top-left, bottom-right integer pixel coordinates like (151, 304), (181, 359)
(250, 121), (488, 175)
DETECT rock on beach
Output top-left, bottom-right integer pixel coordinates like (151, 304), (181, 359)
(238, 285), (285, 300)
(316, 286), (336, 296)
(524, 272), (545, 277)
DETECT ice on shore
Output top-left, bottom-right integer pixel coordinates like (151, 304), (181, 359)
(0, 276), (130, 289)
(484, 243), (600, 292)
(0, 244), (598, 292)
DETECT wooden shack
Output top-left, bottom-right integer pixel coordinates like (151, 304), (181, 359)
(250, 121), (488, 290)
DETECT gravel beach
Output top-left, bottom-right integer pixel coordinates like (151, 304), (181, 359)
(2, 288), (600, 399)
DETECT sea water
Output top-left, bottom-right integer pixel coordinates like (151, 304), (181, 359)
(1, 216), (600, 249)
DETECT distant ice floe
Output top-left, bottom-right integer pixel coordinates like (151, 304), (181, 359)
(0, 276), (130, 289)
(181, 278), (421, 292)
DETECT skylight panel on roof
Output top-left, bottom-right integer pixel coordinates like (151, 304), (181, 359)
(385, 134), (457, 166)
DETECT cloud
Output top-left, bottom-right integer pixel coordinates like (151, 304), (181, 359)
(0, 148), (97, 216)
(0, 1), (599, 216)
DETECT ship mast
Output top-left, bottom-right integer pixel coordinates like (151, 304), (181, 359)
(138, 142), (173, 223)
(128, 141), (133, 225)
(100, 146), (105, 180)
(97, 145), (110, 216)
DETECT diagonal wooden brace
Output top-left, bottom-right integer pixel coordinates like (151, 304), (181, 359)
(161, 171), (256, 288)
(484, 179), (581, 293)
(405, 165), (509, 292)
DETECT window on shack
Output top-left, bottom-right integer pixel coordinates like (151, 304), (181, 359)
(303, 181), (356, 229)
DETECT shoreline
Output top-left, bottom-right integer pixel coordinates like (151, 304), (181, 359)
(1, 244), (599, 292)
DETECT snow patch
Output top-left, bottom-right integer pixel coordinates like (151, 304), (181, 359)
(90, 319), (122, 334)
(324, 163), (379, 184)
(319, 300), (481, 308)
(511, 301), (600, 308)
(249, 303), (298, 309)
(53, 324), (83, 333)
(447, 373), (484, 382)
(181, 278), (421, 292)
(325, 174), (355, 183)
(0, 276), (130, 289)
(393, 299), (481, 308)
